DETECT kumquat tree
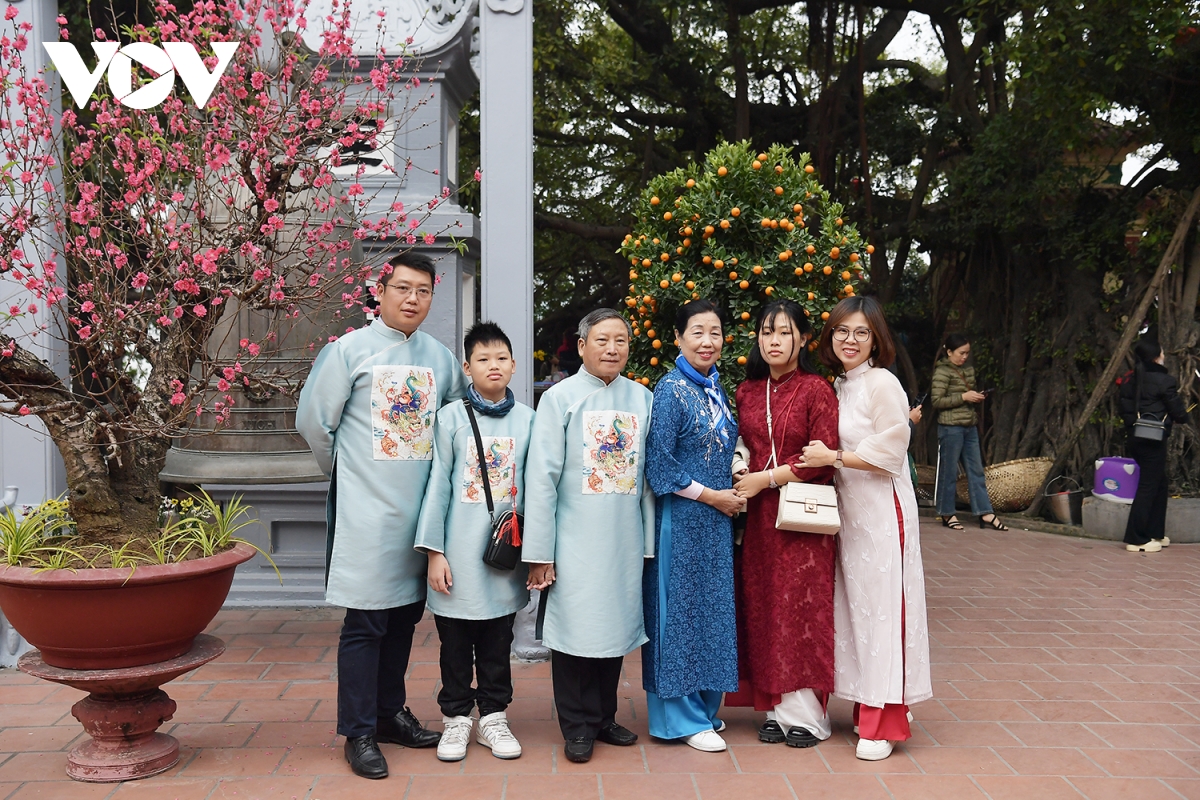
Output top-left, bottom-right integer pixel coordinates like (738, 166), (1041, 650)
(618, 141), (871, 393)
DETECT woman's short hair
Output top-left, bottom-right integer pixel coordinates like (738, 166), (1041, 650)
(817, 296), (896, 374)
(746, 299), (818, 380)
(943, 332), (970, 354)
(674, 298), (723, 336)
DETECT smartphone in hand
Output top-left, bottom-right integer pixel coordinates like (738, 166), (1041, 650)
(911, 392), (928, 409)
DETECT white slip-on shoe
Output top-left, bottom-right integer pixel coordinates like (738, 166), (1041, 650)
(856, 738), (894, 761)
(714, 720), (726, 733)
(1126, 540), (1163, 552)
(685, 729), (727, 752)
(476, 711), (522, 759)
(437, 716), (473, 762)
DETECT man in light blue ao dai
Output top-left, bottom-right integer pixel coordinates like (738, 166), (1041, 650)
(522, 308), (655, 764)
(415, 322), (533, 764)
(297, 253), (466, 780)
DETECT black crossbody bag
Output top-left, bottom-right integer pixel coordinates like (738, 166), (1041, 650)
(463, 399), (524, 570)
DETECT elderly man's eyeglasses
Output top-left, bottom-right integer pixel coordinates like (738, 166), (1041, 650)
(383, 282), (433, 300)
(832, 326), (872, 343)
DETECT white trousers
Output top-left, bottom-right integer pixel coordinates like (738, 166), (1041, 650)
(768, 688), (831, 740)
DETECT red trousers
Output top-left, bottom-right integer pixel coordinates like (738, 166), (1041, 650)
(853, 491), (911, 742)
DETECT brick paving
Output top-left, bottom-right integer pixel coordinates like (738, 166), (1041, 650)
(1, 521), (1199, 798)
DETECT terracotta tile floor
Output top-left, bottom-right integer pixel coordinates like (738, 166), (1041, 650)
(2, 522), (1200, 798)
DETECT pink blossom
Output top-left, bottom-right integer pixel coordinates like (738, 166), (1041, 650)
(263, 198), (280, 212)
(192, 304), (207, 317)
(408, 217), (420, 230)
(473, 168), (481, 182)
(239, 338), (250, 349)
(422, 233), (436, 245)
(172, 306), (184, 319)
(77, 326), (92, 338)
(170, 392), (186, 406)
(18, 405), (30, 416)
(1, 348), (12, 358)
(4, 7), (18, 21)
(347, 183), (364, 197)
(132, 272), (150, 288)
(217, 378), (231, 391)
(80, 300), (95, 313)
(247, 342), (261, 356)
(223, 367), (236, 380)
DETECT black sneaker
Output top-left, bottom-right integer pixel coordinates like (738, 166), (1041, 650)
(344, 734), (388, 779)
(758, 719), (785, 744)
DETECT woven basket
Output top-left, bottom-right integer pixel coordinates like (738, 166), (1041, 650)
(956, 457), (1052, 513)
(915, 464), (937, 487)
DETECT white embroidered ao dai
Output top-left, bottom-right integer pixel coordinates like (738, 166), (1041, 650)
(832, 362), (932, 708)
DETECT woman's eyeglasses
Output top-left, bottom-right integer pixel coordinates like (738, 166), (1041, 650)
(832, 326), (872, 343)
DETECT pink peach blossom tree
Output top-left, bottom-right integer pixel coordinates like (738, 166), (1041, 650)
(0, 0), (467, 542)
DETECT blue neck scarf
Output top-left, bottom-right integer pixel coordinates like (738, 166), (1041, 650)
(468, 384), (516, 417)
(675, 355), (734, 445)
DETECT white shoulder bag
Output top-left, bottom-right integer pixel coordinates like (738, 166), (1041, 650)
(766, 380), (840, 535)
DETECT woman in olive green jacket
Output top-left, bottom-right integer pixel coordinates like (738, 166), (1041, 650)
(930, 334), (1008, 531)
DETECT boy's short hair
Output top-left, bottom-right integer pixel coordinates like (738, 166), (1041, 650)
(464, 321), (513, 360)
(385, 250), (437, 286)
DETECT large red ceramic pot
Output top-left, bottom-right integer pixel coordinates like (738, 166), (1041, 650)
(0, 543), (255, 669)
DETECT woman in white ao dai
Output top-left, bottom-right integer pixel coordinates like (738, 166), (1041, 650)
(798, 297), (931, 762)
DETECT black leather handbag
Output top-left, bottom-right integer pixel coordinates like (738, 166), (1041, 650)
(463, 399), (523, 570)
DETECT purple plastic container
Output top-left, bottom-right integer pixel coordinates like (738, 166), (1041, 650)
(1094, 457), (1139, 504)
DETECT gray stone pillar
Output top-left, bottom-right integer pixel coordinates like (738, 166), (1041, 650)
(479, 0), (534, 405)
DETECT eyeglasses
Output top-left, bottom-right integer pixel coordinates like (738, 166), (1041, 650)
(382, 283), (433, 300)
(832, 326), (872, 343)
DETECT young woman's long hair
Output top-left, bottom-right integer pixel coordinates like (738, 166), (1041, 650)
(745, 299), (818, 380)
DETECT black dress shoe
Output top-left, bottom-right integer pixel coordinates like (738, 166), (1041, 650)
(344, 734), (388, 779)
(596, 721), (638, 746)
(376, 707), (441, 748)
(758, 719), (785, 744)
(784, 726), (819, 748)
(564, 737), (595, 762)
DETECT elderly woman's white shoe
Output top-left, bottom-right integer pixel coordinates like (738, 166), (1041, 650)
(855, 738), (893, 761)
(685, 729), (728, 752)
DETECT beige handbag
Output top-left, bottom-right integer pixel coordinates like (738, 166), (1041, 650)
(775, 482), (840, 535)
(766, 379), (840, 535)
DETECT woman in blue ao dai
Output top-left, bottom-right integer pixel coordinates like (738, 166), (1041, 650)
(643, 300), (746, 753)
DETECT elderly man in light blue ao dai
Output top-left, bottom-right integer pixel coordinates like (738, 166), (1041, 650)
(522, 308), (655, 764)
(415, 322), (534, 764)
(297, 252), (466, 781)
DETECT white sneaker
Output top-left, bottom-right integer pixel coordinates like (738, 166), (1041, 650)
(437, 715), (473, 762)
(1159, 537), (1171, 547)
(1126, 540), (1163, 552)
(684, 729), (727, 752)
(856, 738), (894, 761)
(476, 711), (522, 759)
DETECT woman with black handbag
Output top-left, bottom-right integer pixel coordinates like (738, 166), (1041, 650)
(1118, 337), (1189, 553)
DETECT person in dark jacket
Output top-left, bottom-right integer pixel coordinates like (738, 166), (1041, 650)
(1117, 338), (1189, 552)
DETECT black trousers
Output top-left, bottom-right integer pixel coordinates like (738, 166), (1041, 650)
(434, 613), (516, 718)
(337, 601), (425, 738)
(551, 650), (623, 740)
(1125, 437), (1170, 545)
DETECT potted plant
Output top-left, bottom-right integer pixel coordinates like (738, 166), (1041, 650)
(0, 0), (469, 667)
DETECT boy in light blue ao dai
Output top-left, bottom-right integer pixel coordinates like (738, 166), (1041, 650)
(415, 322), (534, 763)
